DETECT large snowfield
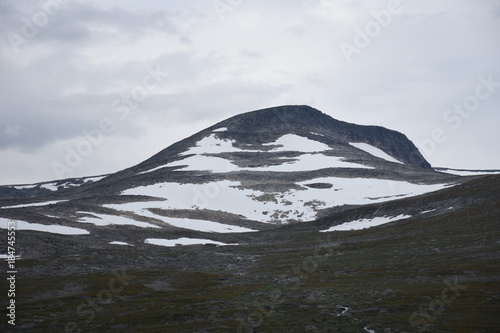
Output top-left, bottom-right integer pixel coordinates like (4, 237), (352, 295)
(111, 177), (451, 224)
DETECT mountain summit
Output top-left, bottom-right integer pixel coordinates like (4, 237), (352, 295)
(136, 105), (431, 172)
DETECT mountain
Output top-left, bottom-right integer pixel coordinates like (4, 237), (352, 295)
(1, 105), (499, 333)
(136, 105), (432, 170)
(1, 105), (457, 230)
(0, 105), (467, 240)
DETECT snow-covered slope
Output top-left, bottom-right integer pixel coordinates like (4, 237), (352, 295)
(110, 177), (451, 224)
(349, 142), (403, 164)
(0, 105), (461, 238)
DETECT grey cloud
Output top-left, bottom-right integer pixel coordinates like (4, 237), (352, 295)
(1, 0), (177, 48)
(0, 110), (97, 152)
(240, 49), (263, 59)
(491, 6), (500, 18)
(0, 0), (499, 185)
(137, 80), (291, 123)
(286, 24), (306, 37)
(178, 36), (192, 44)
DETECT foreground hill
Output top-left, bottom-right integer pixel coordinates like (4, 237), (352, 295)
(1, 175), (499, 332)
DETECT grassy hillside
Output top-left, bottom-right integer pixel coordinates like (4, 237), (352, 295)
(2, 176), (499, 332)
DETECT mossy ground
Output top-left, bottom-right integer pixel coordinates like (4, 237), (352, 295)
(1, 177), (499, 333)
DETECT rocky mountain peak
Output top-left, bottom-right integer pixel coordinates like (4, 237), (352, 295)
(139, 105), (431, 171)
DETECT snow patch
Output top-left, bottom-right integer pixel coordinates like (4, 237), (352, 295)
(109, 241), (134, 246)
(139, 134), (243, 174)
(78, 213), (160, 229)
(145, 238), (236, 247)
(213, 127), (228, 132)
(84, 176), (107, 183)
(165, 155), (238, 173)
(1, 200), (68, 209)
(0, 218), (89, 235)
(40, 183), (59, 191)
(321, 214), (411, 232)
(350, 142), (403, 164)
(438, 168), (500, 176)
(138, 165), (169, 175)
(17, 176), (107, 192)
(181, 134), (243, 155)
(263, 134), (330, 152)
(10, 184), (37, 190)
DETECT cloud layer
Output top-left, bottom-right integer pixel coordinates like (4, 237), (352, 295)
(1, 0), (499, 184)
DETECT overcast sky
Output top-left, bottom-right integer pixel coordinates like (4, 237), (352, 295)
(1, 0), (499, 185)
